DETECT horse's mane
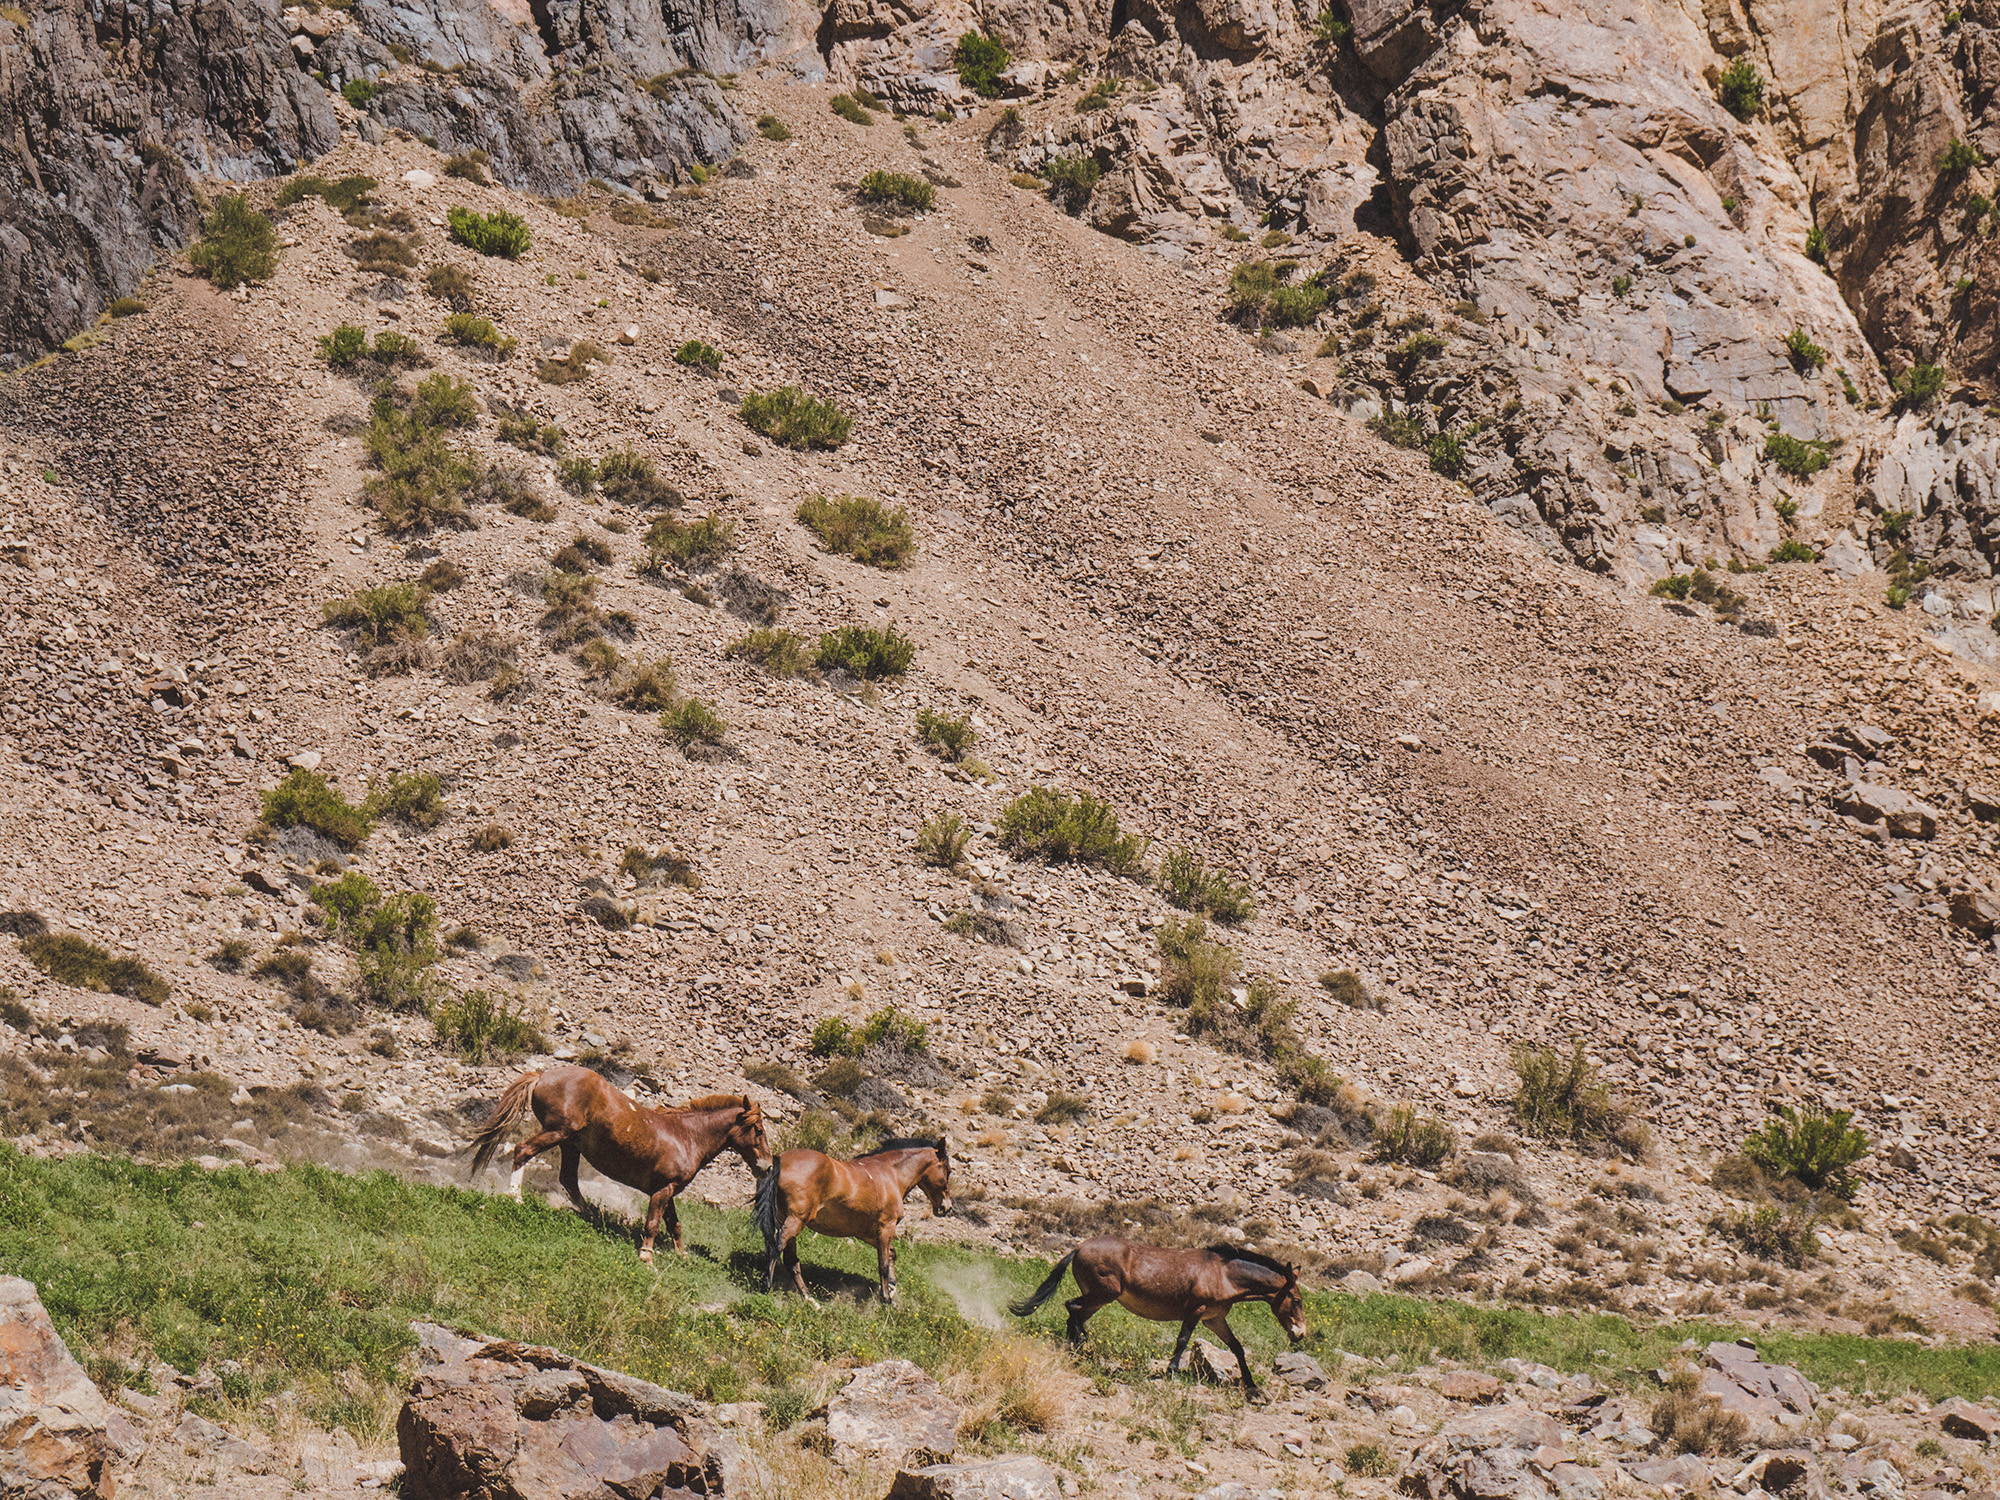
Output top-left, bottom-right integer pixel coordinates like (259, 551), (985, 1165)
(1209, 1244), (1294, 1278)
(858, 1136), (944, 1158)
(678, 1093), (750, 1112)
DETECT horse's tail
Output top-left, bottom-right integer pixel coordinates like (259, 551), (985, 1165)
(1009, 1248), (1077, 1317)
(752, 1154), (786, 1260)
(468, 1069), (542, 1177)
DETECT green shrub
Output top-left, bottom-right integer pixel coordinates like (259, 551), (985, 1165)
(1743, 1102), (1869, 1198)
(1773, 497), (1799, 521)
(318, 325), (368, 367)
(189, 196), (278, 289)
(322, 581), (432, 645)
(351, 232), (418, 274)
(433, 989), (545, 1064)
(276, 173), (378, 216)
(1345, 1445), (1395, 1478)
(1769, 538), (1821, 562)
(809, 1016), (854, 1058)
(673, 340), (723, 372)
(1371, 1104), (1456, 1167)
(916, 813), (971, 867)
(364, 771), (447, 830)
(611, 658), (677, 712)
(997, 787), (1148, 875)
(1159, 846), (1255, 925)
(858, 170), (936, 212)
(1386, 331), (1446, 379)
(796, 493), (915, 567)
(260, 769), (374, 850)
(1612, 273), (1633, 297)
(1805, 224), (1827, 262)
(1268, 282), (1328, 327)
(497, 412), (564, 455)
(915, 707), (976, 761)
(644, 513), (734, 569)
(725, 628), (815, 678)
(1783, 329), (1827, 373)
(830, 94), (874, 125)
(107, 297), (146, 317)
(537, 340), (611, 385)
(956, 30), (1011, 96)
(1427, 428), (1466, 479)
(1765, 434), (1831, 479)
(19, 932), (169, 1006)
(557, 456), (598, 496)
(1076, 78), (1122, 113)
(442, 313), (515, 354)
(740, 387), (851, 449)
(442, 150), (490, 185)
(318, 883), (443, 1013)
(342, 78), (382, 108)
(1714, 1202), (1820, 1267)
(662, 698), (727, 749)
(411, 372), (479, 428)
(363, 388), (479, 532)
(1319, 970), (1377, 1010)
(1036, 1092), (1089, 1125)
(756, 116), (791, 141)
(1511, 1041), (1635, 1148)
(1368, 409), (1427, 450)
(1896, 363), (1947, 409)
(1650, 573), (1694, 600)
(815, 624), (914, 679)
(1045, 153), (1101, 208)
(366, 331), (427, 368)
(446, 205), (532, 259)
(1939, 138), (1985, 175)
(1886, 584), (1911, 610)
(598, 447), (677, 506)
(1717, 59), (1764, 120)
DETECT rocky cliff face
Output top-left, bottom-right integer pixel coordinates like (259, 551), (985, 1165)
(0, 0), (334, 364)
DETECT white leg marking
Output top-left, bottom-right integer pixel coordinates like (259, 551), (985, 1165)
(509, 1165), (525, 1199)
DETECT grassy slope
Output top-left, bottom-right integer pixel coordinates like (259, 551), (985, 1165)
(5, 1148), (1995, 1436)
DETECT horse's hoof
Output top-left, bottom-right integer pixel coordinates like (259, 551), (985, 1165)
(638, 1249), (653, 1264)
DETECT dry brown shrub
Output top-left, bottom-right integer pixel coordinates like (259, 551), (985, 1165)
(945, 1335), (1083, 1439)
(1652, 1370), (1750, 1455)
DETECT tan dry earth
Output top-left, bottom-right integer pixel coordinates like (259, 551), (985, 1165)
(0, 84), (1997, 1347)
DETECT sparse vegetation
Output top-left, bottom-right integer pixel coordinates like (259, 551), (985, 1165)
(916, 812), (972, 867)
(1743, 1102), (1869, 1198)
(433, 989), (545, 1064)
(642, 513), (734, 570)
(471, 824), (514, 853)
(1765, 434), (1832, 480)
(724, 628), (816, 678)
(830, 94), (874, 125)
(364, 771), (447, 831)
(1044, 153), (1102, 209)
(1714, 1202), (1821, 1267)
(19, 932), (169, 1007)
(756, 115), (791, 141)
(351, 231), (418, 275)
(1344, 1444), (1395, 1477)
(858, 170), (936, 212)
(537, 340), (611, 386)
(1895, 362), (1947, 410)
(1371, 1104), (1456, 1168)
(1036, 1092), (1090, 1126)
(442, 313), (515, 354)
(442, 149), (490, 185)
(361, 383), (480, 533)
(310, 872), (442, 1013)
(1769, 537), (1821, 562)
(1512, 1041), (1640, 1151)
(446, 205), (532, 259)
(956, 30), (1012, 97)
(1319, 969), (1378, 1010)
(1717, 60), (1765, 120)
(258, 769), (374, 851)
(1653, 1367), (1751, 1453)
(661, 698), (727, 750)
(739, 386), (852, 449)
(190, 196), (278, 289)
(916, 707), (977, 761)
(1939, 137), (1985, 176)
(815, 623), (914, 679)
(276, 173), (378, 218)
(1158, 846), (1255, 925)
(796, 493), (916, 567)
(1783, 329), (1828, 373)
(997, 788), (1148, 876)
(673, 339), (723, 373)
(1226, 261), (1326, 328)
(610, 658), (677, 712)
(321, 581), (432, 646)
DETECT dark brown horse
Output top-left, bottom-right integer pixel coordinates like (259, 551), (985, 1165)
(469, 1066), (772, 1261)
(752, 1137), (952, 1304)
(1009, 1236), (1306, 1396)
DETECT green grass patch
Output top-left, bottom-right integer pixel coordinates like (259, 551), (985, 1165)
(830, 94), (874, 125)
(858, 170), (935, 213)
(446, 206), (532, 259)
(13, 1148), (1999, 1442)
(725, 628), (816, 678)
(740, 386), (852, 450)
(756, 116), (791, 141)
(321, 581), (432, 646)
(662, 698), (727, 749)
(19, 933), (169, 1006)
(189, 196), (278, 289)
(442, 313), (515, 354)
(643, 513), (734, 570)
(275, 174), (378, 217)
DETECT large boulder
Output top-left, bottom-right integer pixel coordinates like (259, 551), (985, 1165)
(1699, 1340), (1815, 1423)
(1397, 1405), (1572, 1500)
(825, 1359), (960, 1469)
(1832, 784), (1940, 840)
(886, 1456), (1064, 1500)
(396, 1330), (742, 1500)
(0, 1276), (138, 1499)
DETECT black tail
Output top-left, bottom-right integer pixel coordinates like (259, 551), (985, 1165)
(752, 1154), (785, 1262)
(1009, 1249), (1077, 1317)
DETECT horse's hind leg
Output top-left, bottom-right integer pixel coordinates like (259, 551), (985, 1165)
(557, 1143), (590, 1215)
(1062, 1295), (1112, 1348)
(782, 1221), (819, 1308)
(508, 1128), (570, 1199)
(1166, 1317), (1199, 1375)
(1204, 1313), (1261, 1398)
(874, 1230), (897, 1304)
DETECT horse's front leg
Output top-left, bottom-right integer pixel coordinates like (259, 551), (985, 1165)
(1205, 1313), (1262, 1399)
(640, 1186), (681, 1263)
(1166, 1317), (1198, 1375)
(875, 1230), (897, 1304)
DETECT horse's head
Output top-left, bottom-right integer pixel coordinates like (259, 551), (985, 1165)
(727, 1098), (774, 1178)
(920, 1138), (953, 1218)
(1272, 1265), (1307, 1343)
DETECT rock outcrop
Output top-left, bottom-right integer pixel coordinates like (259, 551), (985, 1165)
(0, 1276), (138, 1499)
(396, 1326), (742, 1499)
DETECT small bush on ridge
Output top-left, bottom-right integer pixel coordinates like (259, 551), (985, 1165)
(796, 493), (915, 567)
(997, 787), (1147, 875)
(740, 386), (852, 450)
(447, 205), (532, 258)
(189, 196), (278, 289)
(815, 624), (914, 679)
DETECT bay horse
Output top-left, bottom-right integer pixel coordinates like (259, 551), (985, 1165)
(1009, 1236), (1306, 1396)
(752, 1137), (952, 1304)
(468, 1065), (772, 1262)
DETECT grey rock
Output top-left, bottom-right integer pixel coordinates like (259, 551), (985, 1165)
(1831, 784), (1940, 840)
(1188, 1338), (1242, 1384)
(887, 1456), (1065, 1500)
(1937, 1398), (2000, 1442)
(1832, 723), (1895, 756)
(1273, 1351), (1329, 1389)
(1625, 1454), (1712, 1492)
(0, 1275), (137, 1498)
(174, 1411), (274, 1473)
(1698, 1341), (1814, 1422)
(1399, 1405), (1572, 1500)
(826, 1359), (959, 1468)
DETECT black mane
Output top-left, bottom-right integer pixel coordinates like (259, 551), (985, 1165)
(1209, 1244), (1294, 1277)
(859, 1136), (946, 1159)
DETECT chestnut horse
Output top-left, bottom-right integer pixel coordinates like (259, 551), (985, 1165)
(1009, 1236), (1306, 1396)
(468, 1065), (772, 1261)
(752, 1137), (952, 1304)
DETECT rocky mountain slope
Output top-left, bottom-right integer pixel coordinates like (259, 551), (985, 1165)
(0, 54), (1997, 1367)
